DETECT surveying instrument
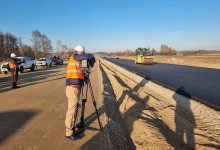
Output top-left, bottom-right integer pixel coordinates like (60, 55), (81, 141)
(72, 60), (102, 136)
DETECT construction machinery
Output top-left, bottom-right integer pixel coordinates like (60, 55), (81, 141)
(134, 48), (154, 65)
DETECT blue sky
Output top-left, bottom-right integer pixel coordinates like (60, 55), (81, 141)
(0, 0), (220, 52)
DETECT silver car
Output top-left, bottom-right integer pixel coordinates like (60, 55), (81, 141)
(36, 57), (52, 68)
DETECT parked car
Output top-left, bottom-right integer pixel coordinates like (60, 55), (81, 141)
(52, 56), (64, 65)
(0, 56), (36, 74)
(36, 57), (52, 68)
(16, 56), (36, 73)
(65, 56), (70, 61)
(0, 62), (10, 74)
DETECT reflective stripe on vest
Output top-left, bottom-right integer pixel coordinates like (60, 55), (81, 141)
(68, 62), (82, 66)
(67, 70), (83, 73)
(66, 55), (84, 80)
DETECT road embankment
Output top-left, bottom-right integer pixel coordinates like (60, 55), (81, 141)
(100, 58), (220, 150)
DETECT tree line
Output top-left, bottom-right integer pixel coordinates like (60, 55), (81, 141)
(100, 44), (220, 56)
(0, 30), (53, 62)
(178, 50), (220, 55)
(0, 32), (19, 61)
(99, 44), (177, 56)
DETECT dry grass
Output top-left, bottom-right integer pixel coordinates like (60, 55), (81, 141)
(119, 55), (220, 69)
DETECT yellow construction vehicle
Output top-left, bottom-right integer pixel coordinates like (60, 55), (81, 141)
(134, 48), (154, 65)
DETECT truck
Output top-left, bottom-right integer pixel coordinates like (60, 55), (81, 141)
(0, 56), (36, 74)
(51, 56), (64, 65)
(134, 48), (154, 65)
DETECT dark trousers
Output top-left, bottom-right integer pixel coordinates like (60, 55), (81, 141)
(11, 68), (19, 87)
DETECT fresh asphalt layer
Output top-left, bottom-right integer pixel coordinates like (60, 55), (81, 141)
(106, 58), (220, 109)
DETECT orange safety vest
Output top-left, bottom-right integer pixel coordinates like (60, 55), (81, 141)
(8, 60), (16, 69)
(66, 55), (84, 80)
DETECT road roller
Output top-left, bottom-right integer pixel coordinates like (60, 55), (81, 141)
(134, 48), (154, 65)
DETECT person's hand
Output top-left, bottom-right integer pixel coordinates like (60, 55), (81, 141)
(89, 60), (95, 67)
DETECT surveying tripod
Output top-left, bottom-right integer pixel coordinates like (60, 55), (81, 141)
(72, 71), (102, 136)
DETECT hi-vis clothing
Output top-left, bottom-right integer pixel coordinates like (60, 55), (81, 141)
(66, 54), (84, 86)
(9, 60), (17, 69)
(65, 53), (95, 137)
(9, 58), (20, 87)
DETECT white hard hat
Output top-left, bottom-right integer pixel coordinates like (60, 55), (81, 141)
(11, 53), (16, 58)
(74, 45), (85, 53)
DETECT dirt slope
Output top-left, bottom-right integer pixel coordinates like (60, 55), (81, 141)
(101, 62), (220, 150)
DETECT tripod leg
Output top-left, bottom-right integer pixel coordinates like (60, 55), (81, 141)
(75, 86), (83, 128)
(80, 98), (86, 128)
(88, 81), (103, 132)
(79, 83), (88, 128)
(72, 103), (80, 132)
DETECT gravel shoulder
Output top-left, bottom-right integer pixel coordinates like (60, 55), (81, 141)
(0, 62), (107, 150)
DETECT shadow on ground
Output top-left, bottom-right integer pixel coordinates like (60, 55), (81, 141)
(0, 65), (66, 93)
(79, 62), (136, 150)
(63, 61), (218, 150)
(80, 62), (199, 150)
(0, 110), (39, 144)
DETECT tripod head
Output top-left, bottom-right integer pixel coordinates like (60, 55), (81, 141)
(82, 59), (91, 72)
(73, 59), (103, 132)
(82, 59), (91, 84)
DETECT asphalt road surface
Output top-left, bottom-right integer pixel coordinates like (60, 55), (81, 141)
(0, 62), (106, 150)
(106, 58), (220, 109)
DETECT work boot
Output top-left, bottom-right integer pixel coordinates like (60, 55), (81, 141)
(76, 122), (84, 129)
(12, 82), (16, 89)
(66, 132), (84, 141)
(15, 82), (20, 88)
(66, 134), (78, 140)
(12, 82), (20, 89)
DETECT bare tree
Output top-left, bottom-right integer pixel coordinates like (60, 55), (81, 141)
(32, 30), (42, 60)
(4, 32), (19, 58)
(17, 37), (25, 56)
(67, 50), (74, 57)
(160, 44), (176, 55)
(23, 45), (34, 58)
(122, 50), (134, 56)
(56, 40), (69, 57)
(41, 34), (52, 57)
(56, 40), (62, 52)
(151, 48), (157, 55)
(0, 32), (19, 61)
(0, 32), (4, 61)
(62, 44), (68, 52)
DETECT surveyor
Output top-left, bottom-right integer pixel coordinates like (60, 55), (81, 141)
(9, 53), (21, 88)
(65, 45), (95, 140)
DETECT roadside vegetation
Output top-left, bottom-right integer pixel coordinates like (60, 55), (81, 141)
(0, 30), (71, 62)
(96, 44), (220, 57)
